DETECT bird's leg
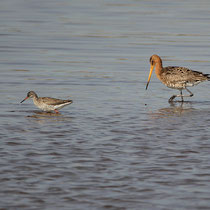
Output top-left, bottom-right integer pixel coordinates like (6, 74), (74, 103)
(54, 109), (60, 114)
(178, 88), (193, 99)
(169, 88), (193, 103)
(185, 87), (194, 97)
(168, 95), (177, 102)
(168, 92), (183, 102)
(180, 90), (184, 102)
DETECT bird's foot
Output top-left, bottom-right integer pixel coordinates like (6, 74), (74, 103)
(54, 109), (60, 114)
(168, 95), (177, 103)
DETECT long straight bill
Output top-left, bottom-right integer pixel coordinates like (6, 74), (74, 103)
(20, 97), (28, 103)
(145, 64), (154, 90)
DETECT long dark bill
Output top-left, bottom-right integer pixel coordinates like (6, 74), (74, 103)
(20, 97), (28, 103)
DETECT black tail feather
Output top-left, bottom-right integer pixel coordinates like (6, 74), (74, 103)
(204, 74), (210, 80)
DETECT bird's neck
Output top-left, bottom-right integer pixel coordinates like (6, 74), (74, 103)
(155, 62), (163, 79)
(32, 96), (39, 104)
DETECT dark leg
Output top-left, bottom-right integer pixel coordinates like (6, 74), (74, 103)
(185, 87), (194, 97)
(168, 90), (182, 102)
(180, 90), (184, 102)
(168, 95), (177, 102)
(168, 88), (193, 103)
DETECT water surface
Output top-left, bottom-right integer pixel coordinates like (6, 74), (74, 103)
(1, 0), (210, 209)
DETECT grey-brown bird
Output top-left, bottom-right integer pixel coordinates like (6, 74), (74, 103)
(146, 54), (210, 102)
(20, 91), (73, 113)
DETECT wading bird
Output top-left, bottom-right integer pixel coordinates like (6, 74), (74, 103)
(20, 91), (73, 113)
(146, 55), (210, 102)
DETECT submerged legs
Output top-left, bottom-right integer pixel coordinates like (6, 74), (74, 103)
(168, 88), (194, 102)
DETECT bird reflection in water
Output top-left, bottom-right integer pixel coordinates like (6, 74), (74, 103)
(149, 101), (195, 119)
(26, 110), (72, 123)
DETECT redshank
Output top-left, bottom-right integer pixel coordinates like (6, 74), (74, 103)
(20, 91), (73, 113)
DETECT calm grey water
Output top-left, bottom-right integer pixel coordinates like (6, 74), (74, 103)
(1, 0), (210, 209)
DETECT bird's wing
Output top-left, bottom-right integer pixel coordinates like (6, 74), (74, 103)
(40, 97), (72, 105)
(162, 66), (208, 83)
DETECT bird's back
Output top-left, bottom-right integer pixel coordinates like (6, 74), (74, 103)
(39, 97), (72, 106)
(160, 66), (209, 88)
(33, 97), (72, 111)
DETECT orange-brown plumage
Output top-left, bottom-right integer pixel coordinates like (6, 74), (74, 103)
(146, 55), (210, 102)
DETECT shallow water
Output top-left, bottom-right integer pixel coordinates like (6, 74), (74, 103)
(1, 0), (210, 209)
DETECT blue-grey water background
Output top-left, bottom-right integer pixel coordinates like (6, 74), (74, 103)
(1, 0), (210, 209)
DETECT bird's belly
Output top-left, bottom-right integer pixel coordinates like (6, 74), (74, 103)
(163, 80), (201, 89)
(34, 101), (54, 111)
(163, 82), (185, 89)
(41, 105), (55, 111)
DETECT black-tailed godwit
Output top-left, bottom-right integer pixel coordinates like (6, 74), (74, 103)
(146, 54), (210, 102)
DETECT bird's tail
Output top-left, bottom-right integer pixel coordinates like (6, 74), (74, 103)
(204, 74), (210, 80)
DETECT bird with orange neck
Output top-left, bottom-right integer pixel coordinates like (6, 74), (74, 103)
(146, 54), (210, 102)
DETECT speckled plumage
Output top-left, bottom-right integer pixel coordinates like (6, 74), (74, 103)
(21, 91), (73, 113)
(160, 66), (209, 89)
(146, 55), (210, 102)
